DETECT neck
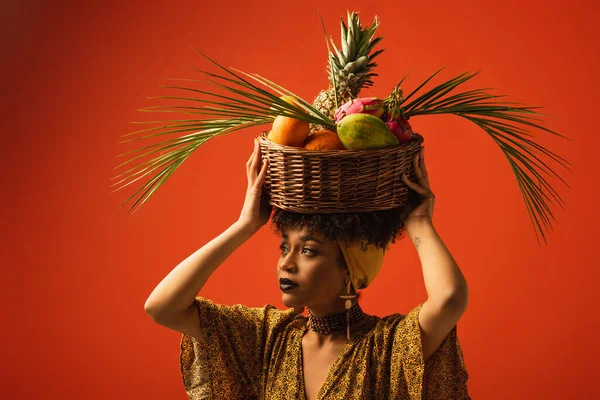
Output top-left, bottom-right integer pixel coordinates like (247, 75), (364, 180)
(306, 300), (355, 318)
(307, 302), (365, 338)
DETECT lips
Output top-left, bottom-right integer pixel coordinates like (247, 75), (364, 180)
(279, 278), (299, 291)
(280, 278), (298, 285)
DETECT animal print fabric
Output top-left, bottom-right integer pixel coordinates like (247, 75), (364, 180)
(180, 297), (470, 399)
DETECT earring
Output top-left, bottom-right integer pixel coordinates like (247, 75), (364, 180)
(339, 278), (357, 340)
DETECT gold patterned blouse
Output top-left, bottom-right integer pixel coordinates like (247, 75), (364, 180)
(180, 297), (470, 399)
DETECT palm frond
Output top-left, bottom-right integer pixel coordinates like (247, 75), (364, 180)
(400, 71), (572, 245)
(112, 52), (334, 214)
(114, 45), (570, 245)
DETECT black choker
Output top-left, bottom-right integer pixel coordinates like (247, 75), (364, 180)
(307, 303), (365, 335)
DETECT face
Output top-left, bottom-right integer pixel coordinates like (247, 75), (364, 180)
(277, 226), (349, 312)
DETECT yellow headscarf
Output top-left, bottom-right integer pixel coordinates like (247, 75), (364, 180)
(335, 239), (386, 290)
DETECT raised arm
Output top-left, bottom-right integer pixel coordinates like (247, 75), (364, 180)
(401, 147), (469, 362)
(144, 138), (272, 331)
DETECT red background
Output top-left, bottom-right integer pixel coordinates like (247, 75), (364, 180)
(2, 0), (598, 399)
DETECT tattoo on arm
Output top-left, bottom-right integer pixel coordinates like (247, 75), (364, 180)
(414, 236), (421, 248)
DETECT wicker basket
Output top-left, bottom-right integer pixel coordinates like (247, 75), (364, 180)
(258, 131), (424, 213)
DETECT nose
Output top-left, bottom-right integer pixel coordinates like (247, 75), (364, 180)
(278, 252), (297, 272)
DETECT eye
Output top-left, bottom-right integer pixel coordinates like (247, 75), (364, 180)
(301, 247), (316, 255)
(279, 244), (288, 254)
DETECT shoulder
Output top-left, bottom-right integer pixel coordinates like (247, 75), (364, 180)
(195, 297), (298, 329)
(365, 303), (425, 338)
(381, 303), (424, 324)
(195, 296), (289, 314)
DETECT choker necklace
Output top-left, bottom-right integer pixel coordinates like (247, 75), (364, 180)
(307, 303), (365, 337)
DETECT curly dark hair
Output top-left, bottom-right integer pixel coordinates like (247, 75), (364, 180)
(270, 202), (416, 251)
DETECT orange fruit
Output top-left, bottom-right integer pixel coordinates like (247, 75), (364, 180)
(267, 115), (310, 147)
(278, 95), (304, 109)
(302, 130), (347, 151)
(270, 95), (304, 114)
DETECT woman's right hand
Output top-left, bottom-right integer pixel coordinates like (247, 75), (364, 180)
(237, 138), (272, 234)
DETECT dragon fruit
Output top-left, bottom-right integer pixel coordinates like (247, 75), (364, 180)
(334, 97), (385, 124)
(385, 114), (414, 144)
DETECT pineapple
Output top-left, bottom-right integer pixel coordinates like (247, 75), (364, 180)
(312, 11), (384, 130)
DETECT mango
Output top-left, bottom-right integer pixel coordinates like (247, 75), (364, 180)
(336, 113), (399, 150)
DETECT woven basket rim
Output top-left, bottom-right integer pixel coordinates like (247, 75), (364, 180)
(258, 131), (423, 154)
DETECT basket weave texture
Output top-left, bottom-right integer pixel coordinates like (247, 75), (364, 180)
(258, 131), (424, 213)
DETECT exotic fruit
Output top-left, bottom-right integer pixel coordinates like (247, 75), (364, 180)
(272, 95), (304, 110)
(117, 10), (570, 245)
(385, 115), (414, 144)
(333, 97), (385, 123)
(302, 130), (347, 150)
(267, 115), (310, 147)
(310, 12), (383, 131)
(336, 113), (399, 150)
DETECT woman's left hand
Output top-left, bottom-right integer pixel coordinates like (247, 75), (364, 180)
(401, 147), (435, 223)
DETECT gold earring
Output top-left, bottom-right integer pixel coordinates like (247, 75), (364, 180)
(339, 278), (357, 340)
(340, 278), (356, 308)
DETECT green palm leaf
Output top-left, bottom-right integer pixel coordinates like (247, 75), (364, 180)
(399, 68), (571, 245)
(112, 50), (334, 213)
(113, 49), (570, 245)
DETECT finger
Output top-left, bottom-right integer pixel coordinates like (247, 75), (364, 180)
(254, 157), (269, 189)
(402, 173), (429, 196)
(415, 148), (430, 188)
(249, 140), (260, 176)
(414, 150), (420, 171)
(413, 152), (425, 185)
(421, 147), (429, 181)
(246, 140), (258, 173)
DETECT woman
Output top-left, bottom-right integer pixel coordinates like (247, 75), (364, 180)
(144, 139), (471, 399)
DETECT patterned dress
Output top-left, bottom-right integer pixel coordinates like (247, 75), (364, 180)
(180, 297), (470, 399)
